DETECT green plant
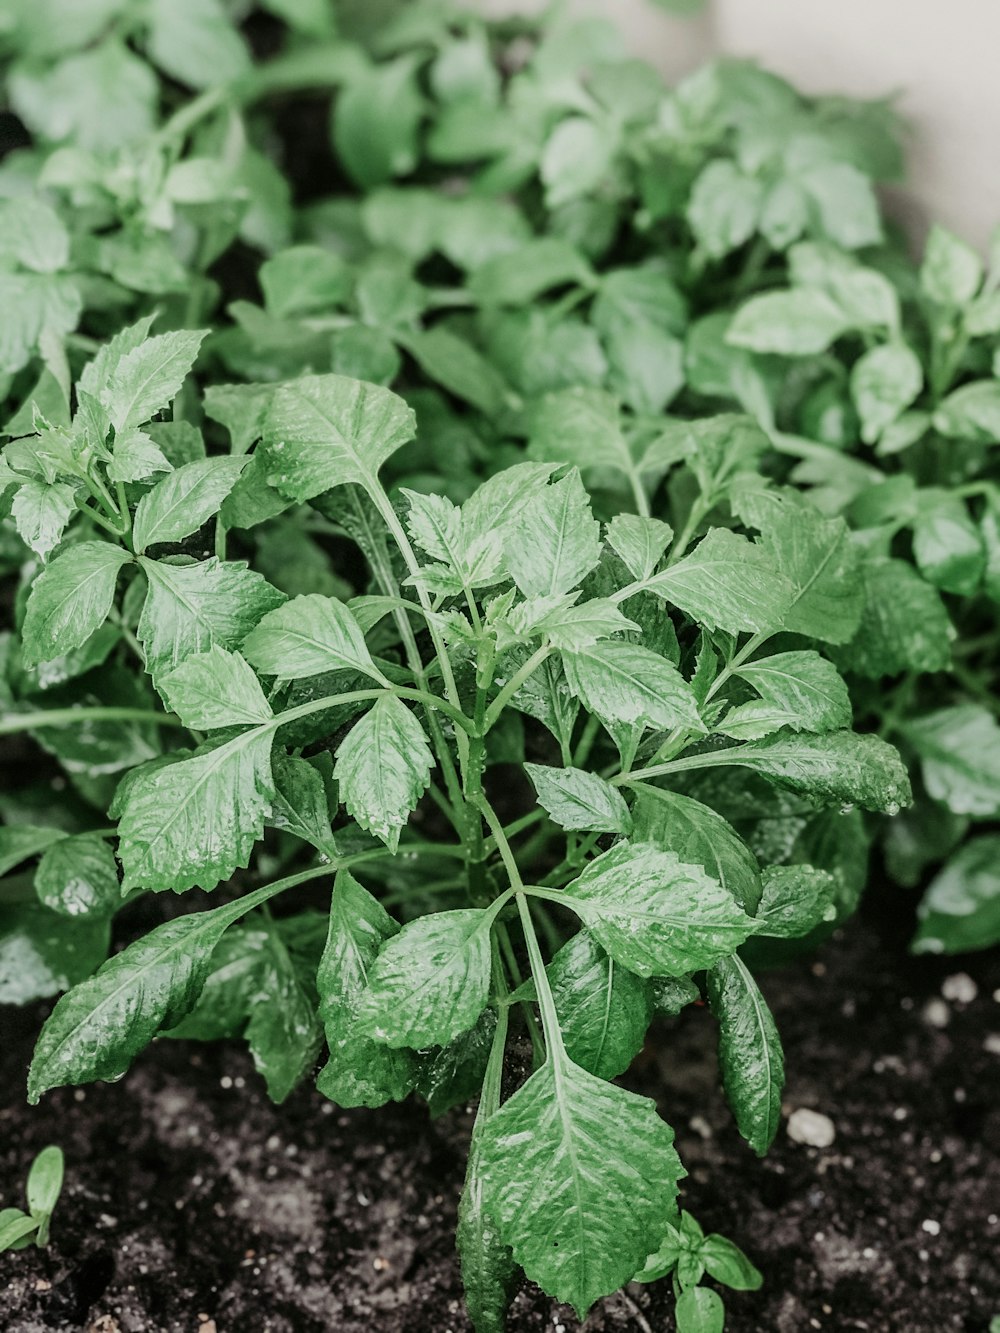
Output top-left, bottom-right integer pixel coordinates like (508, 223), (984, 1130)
(0, 1145), (65, 1251)
(0, 1), (995, 1327)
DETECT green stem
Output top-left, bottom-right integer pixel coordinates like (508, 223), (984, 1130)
(0, 707), (187, 736)
(483, 643), (553, 732)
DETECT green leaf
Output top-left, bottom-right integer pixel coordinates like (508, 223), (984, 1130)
(357, 908), (492, 1048)
(468, 237), (593, 308)
(203, 382), (274, 455)
(334, 695), (433, 850)
(528, 386), (635, 477)
(675, 1286), (725, 1333)
(147, 0), (250, 88)
(22, 542), (131, 667)
(630, 788), (761, 914)
(727, 289), (848, 356)
(592, 267), (686, 414)
(504, 470), (602, 599)
(0, 272), (80, 375)
(721, 650), (852, 740)
(912, 836), (1000, 954)
(525, 764), (632, 834)
(26, 1145), (64, 1219)
(933, 380), (1000, 441)
(735, 491), (864, 645)
(708, 954), (784, 1155)
(920, 224), (983, 306)
(0, 196), (70, 273)
(605, 514), (673, 581)
(405, 326), (511, 417)
(903, 705), (1000, 817)
(0, 1212), (39, 1252)
(851, 344), (923, 444)
(833, 556), (951, 677)
(478, 1053), (684, 1317)
(116, 730), (275, 893)
(269, 753), (336, 855)
(0, 902), (109, 1005)
(911, 491), (986, 595)
(35, 832), (119, 917)
(414, 1008), (497, 1119)
(98, 329), (207, 434)
(11, 480), (76, 560)
(316, 871), (415, 1107)
(699, 1233), (763, 1291)
(27, 896), (252, 1101)
(0, 825), (66, 877)
(513, 596), (637, 652)
(562, 841), (757, 977)
(242, 593), (376, 681)
(563, 639), (703, 735)
(132, 456), (249, 552)
(164, 926), (269, 1041)
(721, 730), (911, 814)
(646, 529), (794, 636)
(159, 646), (273, 730)
(259, 245), (351, 319)
(687, 160), (762, 259)
(754, 865), (837, 939)
(245, 925), (323, 1104)
(333, 55), (423, 188)
(459, 1111), (516, 1333)
(546, 931), (652, 1078)
(107, 430), (172, 485)
(541, 116), (617, 209)
(800, 162), (882, 249)
(261, 373), (416, 502)
(137, 555), (285, 684)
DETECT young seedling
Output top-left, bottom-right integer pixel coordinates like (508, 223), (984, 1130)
(0, 1146), (65, 1252)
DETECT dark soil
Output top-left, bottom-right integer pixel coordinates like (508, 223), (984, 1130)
(2, 913), (999, 1333)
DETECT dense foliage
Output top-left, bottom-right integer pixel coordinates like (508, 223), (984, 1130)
(1, 2), (996, 1327)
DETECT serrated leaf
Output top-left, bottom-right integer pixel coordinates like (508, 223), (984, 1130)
(545, 931), (652, 1079)
(562, 841), (757, 978)
(132, 456), (249, 552)
(414, 1008), (497, 1119)
(11, 480), (76, 560)
(316, 871), (415, 1107)
(242, 593), (376, 680)
(504, 470), (602, 599)
(605, 514), (673, 581)
(269, 753), (336, 855)
(736, 491), (865, 645)
(721, 650), (852, 739)
(159, 646), (273, 730)
(718, 730), (911, 814)
(563, 641), (703, 734)
(525, 764), (632, 834)
(478, 1054), (683, 1317)
(527, 386), (635, 478)
(22, 542), (131, 667)
(912, 836), (1000, 955)
(630, 788), (761, 914)
(245, 925), (323, 1104)
(34, 832), (119, 917)
(708, 954), (784, 1156)
(903, 705), (1000, 818)
(116, 730), (275, 893)
(687, 159), (762, 259)
(357, 908), (492, 1049)
(107, 430), (172, 484)
(911, 491), (985, 596)
(137, 556), (285, 684)
(164, 926), (269, 1041)
(334, 695), (433, 850)
(833, 556), (952, 677)
(261, 373), (416, 502)
(27, 895), (253, 1101)
(646, 529), (794, 636)
(754, 865), (837, 938)
(99, 329), (207, 434)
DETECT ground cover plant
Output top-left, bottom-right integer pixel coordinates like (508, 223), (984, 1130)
(0, 1), (996, 1328)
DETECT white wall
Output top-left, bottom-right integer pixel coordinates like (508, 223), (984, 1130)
(477, 0), (1000, 252)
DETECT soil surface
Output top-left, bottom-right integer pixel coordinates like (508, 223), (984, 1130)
(2, 908), (999, 1333)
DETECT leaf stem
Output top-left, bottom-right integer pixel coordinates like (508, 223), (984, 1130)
(0, 707), (188, 737)
(483, 644), (553, 732)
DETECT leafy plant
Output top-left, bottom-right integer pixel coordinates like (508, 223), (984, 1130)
(0, 1145), (65, 1252)
(0, 0), (994, 1327)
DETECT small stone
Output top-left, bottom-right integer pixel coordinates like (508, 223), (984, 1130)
(922, 998), (950, 1029)
(689, 1114), (713, 1140)
(941, 973), (977, 1004)
(788, 1108), (836, 1148)
(921, 1219), (941, 1236)
(34, 1279), (52, 1291)
(983, 1033), (1000, 1056)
